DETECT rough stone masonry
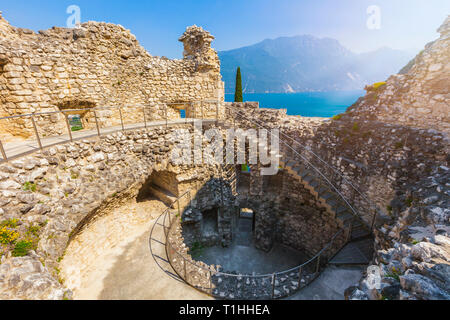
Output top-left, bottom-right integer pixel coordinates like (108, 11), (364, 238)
(0, 12), (224, 141)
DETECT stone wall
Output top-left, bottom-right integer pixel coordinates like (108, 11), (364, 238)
(237, 164), (346, 256)
(0, 124), (230, 299)
(0, 13), (224, 141)
(226, 91), (449, 299)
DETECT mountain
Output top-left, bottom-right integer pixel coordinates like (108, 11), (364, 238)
(219, 35), (414, 93)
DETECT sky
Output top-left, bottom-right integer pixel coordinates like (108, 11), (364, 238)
(1, 0), (449, 59)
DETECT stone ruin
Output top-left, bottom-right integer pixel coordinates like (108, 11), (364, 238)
(0, 11), (449, 300)
(0, 13), (224, 141)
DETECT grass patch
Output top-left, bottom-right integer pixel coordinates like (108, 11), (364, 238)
(26, 224), (42, 238)
(71, 126), (83, 132)
(385, 267), (402, 282)
(189, 241), (205, 259)
(332, 114), (343, 121)
(352, 122), (360, 132)
(12, 240), (35, 257)
(386, 205), (393, 215)
(405, 197), (413, 207)
(23, 181), (37, 192)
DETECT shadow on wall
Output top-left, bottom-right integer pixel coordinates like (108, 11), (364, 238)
(136, 170), (180, 207)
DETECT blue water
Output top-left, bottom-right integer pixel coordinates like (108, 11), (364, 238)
(225, 91), (364, 117)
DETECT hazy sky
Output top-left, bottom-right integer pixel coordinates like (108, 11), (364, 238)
(1, 0), (449, 58)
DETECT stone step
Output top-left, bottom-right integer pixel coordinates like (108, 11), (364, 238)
(336, 211), (354, 224)
(300, 170), (310, 178)
(335, 205), (348, 215)
(309, 179), (320, 189)
(148, 184), (177, 208)
(326, 197), (339, 209)
(317, 186), (329, 196)
(285, 160), (297, 168)
(329, 238), (374, 265)
(303, 174), (314, 183)
(351, 228), (372, 241)
(321, 191), (335, 201)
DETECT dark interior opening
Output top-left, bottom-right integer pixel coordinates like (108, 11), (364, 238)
(202, 207), (219, 234)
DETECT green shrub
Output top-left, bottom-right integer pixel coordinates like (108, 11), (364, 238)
(12, 240), (34, 257)
(385, 267), (402, 282)
(394, 141), (404, 149)
(332, 114), (343, 121)
(372, 82), (386, 90)
(405, 197), (413, 207)
(26, 224), (41, 238)
(352, 122), (360, 132)
(189, 241), (205, 258)
(0, 226), (19, 245)
(1, 218), (18, 228)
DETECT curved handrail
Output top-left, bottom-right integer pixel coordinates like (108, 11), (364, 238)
(157, 183), (350, 299)
(226, 103), (381, 229)
(226, 106), (362, 223)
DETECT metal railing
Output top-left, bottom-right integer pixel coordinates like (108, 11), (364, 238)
(153, 189), (350, 300)
(225, 103), (381, 232)
(1, 99), (380, 232)
(0, 101), (224, 162)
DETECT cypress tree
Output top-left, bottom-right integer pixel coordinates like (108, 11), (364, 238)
(234, 67), (243, 102)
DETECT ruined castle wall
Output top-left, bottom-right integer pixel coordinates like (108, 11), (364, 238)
(0, 14), (224, 140)
(0, 124), (231, 299)
(241, 164), (346, 256)
(228, 94), (448, 249)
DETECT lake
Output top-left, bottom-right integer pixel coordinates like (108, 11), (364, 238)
(225, 91), (365, 118)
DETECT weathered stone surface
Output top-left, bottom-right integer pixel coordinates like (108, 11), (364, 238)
(0, 14), (224, 141)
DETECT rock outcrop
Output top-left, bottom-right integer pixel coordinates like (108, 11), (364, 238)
(349, 15), (450, 134)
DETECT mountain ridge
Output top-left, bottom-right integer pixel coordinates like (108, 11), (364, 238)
(219, 35), (414, 93)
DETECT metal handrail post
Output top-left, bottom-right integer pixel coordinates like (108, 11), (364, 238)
(298, 267), (303, 287)
(93, 110), (101, 137)
(209, 270), (213, 292)
(371, 209), (378, 231)
(64, 112), (73, 142)
(30, 115), (43, 150)
(271, 274), (276, 299)
(201, 101), (204, 121)
(215, 101), (219, 125)
(184, 255), (188, 282)
(119, 107), (125, 131)
(165, 104), (168, 128)
(143, 107), (147, 129)
(0, 139), (7, 162)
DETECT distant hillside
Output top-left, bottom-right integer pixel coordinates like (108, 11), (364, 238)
(219, 35), (413, 93)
